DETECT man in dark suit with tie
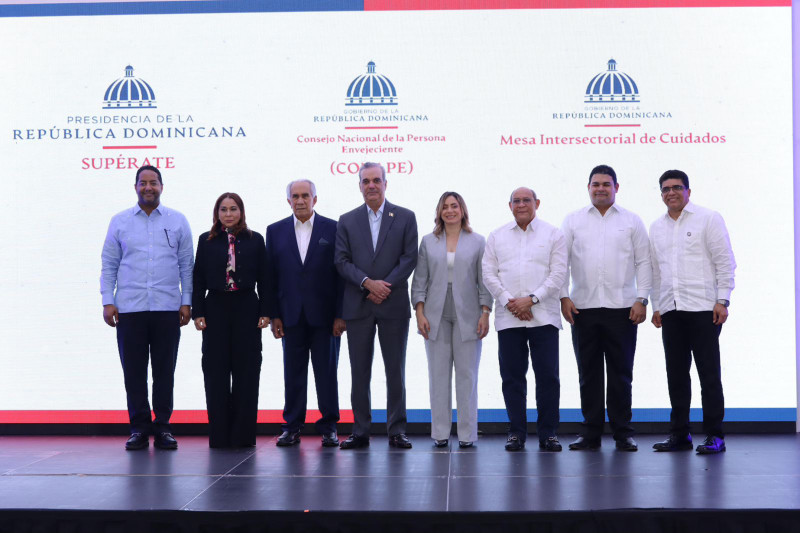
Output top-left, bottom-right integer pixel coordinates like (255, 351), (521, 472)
(335, 162), (418, 449)
(266, 179), (345, 447)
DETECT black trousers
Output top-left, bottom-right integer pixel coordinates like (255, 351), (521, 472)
(282, 310), (340, 434)
(116, 311), (181, 434)
(201, 290), (263, 448)
(661, 310), (724, 438)
(497, 325), (560, 442)
(346, 315), (409, 437)
(571, 307), (636, 440)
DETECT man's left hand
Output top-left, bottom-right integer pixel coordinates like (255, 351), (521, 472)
(366, 292), (385, 305)
(629, 302), (647, 325)
(506, 297), (533, 317)
(712, 303), (728, 325)
(333, 318), (347, 337)
(179, 305), (191, 326)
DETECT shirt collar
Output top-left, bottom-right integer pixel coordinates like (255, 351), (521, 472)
(662, 200), (695, 221)
(294, 211), (315, 227)
(506, 217), (538, 232)
(133, 203), (164, 216)
(366, 200), (386, 217)
(587, 203), (619, 216)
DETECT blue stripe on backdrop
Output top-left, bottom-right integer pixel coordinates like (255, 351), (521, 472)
(387, 408), (797, 423)
(0, 0), (364, 18)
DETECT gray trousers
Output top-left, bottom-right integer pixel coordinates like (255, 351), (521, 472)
(346, 314), (409, 437)
(425, 285), (481, 442)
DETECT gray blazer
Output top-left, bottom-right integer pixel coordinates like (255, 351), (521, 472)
(335, 200), (418, 321)
(411, 230), (493, 342)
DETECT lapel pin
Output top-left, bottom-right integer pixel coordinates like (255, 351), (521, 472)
(687, 232), (691, 236)
(389, 212), (394, 217)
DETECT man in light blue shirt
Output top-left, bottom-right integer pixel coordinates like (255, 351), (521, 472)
(101, 165), (193, 450)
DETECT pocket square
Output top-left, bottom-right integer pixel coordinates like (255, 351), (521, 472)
(319, 237), (330, 246)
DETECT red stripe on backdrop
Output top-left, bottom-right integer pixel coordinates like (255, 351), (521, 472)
(365, 0), (789, 10)
(0, 410), (355, 424)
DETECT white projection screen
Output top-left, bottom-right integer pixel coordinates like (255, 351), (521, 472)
(0, 0), (796, 428)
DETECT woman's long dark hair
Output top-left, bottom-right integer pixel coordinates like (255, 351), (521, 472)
(208, 192), (251, 240)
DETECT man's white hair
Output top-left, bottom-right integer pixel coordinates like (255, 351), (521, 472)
(286, 179), (317, 200)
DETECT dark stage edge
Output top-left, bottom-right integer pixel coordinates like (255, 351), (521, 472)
(1, 434), (799, 533)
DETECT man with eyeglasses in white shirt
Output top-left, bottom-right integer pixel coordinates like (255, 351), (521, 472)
(560, 165), (651, 453)
(649, 170), (735, 454)
(482, 187), (568, 452)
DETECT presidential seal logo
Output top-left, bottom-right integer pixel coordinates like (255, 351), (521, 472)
(103, 65), (157, 110)
(345, 61), (398, 106)
(585, 59), (640, 103)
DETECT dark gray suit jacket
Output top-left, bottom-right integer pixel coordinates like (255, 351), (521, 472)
(335, 201), (418, 321)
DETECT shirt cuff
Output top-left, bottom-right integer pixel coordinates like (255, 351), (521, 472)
(717, 289), (732, 301)
(101, 294), (115, 307)
(181, 295), (192, 306)
(636, 289), (651, 299)
(498, 291), (513, 308)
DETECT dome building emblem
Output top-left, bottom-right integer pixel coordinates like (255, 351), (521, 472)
(345, 61), (397, 106)
(103, 66), (157, 109)
(584, 59), (639, 103)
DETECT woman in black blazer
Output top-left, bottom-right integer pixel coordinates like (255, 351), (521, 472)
(192, 192), (270, 448)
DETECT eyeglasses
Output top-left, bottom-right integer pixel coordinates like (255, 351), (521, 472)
(660, 185), (686, 194)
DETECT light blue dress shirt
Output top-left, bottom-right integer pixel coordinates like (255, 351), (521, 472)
(367, 199), (385, 251)
(101, 204), (194, 313)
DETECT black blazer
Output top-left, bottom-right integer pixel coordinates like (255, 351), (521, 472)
(334, 200), (418, 321)
(191, 229), (269, 318)
(265, 214), (343, 328)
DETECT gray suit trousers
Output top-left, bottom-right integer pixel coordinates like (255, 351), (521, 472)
(425, 286), (481, 442)
(346, 315), (409, 437)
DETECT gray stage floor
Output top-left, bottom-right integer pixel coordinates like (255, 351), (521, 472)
(1, 434), (799, 512)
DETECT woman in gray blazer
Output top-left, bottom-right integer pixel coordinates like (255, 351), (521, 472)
(411, 192), (493, 448)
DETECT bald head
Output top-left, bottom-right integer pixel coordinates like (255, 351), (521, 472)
(508, 186), (540, 230)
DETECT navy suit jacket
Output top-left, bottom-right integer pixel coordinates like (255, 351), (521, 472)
(265, 213), (343, 329)
(335, 200), (418, 321)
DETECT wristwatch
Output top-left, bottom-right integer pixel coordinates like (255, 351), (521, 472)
(529, 294), (540, 305)
(717, 299), (730, 308)
(636, 298), (648, 306)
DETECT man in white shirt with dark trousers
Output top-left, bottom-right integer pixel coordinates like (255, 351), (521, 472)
(560, 165), (651, 452)
(482, 187), (567, 452)
(649, 169), (735, 455)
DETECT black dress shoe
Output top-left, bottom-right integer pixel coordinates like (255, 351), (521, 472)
(653, 434), (693, 452)
(615, 437), (638, 451)
(433, 439), (449, 448)
(569, 436), (601, 451)
(539, 436), (562, 452)
(505, 435), (525, 451)
(276, 430), (301, 447)
(389, 433), (412, 449)
(125, 432), (149, 450)
(696, 436), (726, 454)
(458, 441), (473, 448)
(154, 432), (178, 450)
(339, 434), (370, 449)
(321, 431), (339, 447)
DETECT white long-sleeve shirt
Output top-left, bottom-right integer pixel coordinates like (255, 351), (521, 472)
(294, 212), (315, 263)
(649, 201), (736, 314)
(560, 203), (652, 309)
(482, 217), (567, 331)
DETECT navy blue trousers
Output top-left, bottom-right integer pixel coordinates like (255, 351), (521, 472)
(497, 325), (560, 442)
(116, 311), (180, 435)
(661, 310), (724, 438)
(571, 307), (637, 441)
(282, 310), (340, 434)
